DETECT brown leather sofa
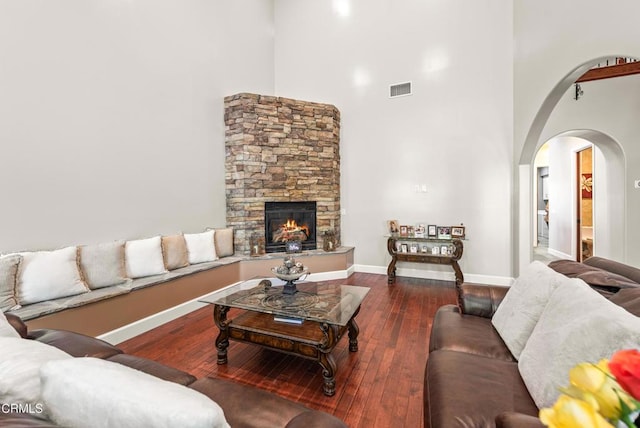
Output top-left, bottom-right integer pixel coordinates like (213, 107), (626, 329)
(424, 257), (640, 428)
(1, 313), (347, 428)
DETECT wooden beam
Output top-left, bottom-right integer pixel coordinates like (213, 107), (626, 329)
(576, 61), (640, 83)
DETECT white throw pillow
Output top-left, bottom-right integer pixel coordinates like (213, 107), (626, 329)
(16, 247), (89, 305)
(0, 337), (71, 419)
(124, 236), (167, 278)
(40, 358), (229, 428)
(491, 261), (568, 359)
(0, 310), (20, 338)
(518, 278), (640, 409)
(184, 230), (218, 264)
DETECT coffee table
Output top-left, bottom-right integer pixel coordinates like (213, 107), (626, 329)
(199, 278), (370, 396)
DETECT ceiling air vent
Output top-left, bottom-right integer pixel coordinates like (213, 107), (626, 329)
(389, 81), (412, 98)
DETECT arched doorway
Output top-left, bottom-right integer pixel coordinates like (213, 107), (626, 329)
(517, 56), (630, 273)
(531, 132), (625, 264)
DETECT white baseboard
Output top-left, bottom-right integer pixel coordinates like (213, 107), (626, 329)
(547, 248), (572, 260)
(353, 264), (513, 286)
(97, 268), (353, 345)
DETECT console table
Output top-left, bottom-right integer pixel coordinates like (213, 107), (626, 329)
(386, 236), (464, 285)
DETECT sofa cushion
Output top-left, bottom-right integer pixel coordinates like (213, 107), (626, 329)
(0, 337), (71, 418)
(16, 247), (89, 305)
(0, 254), (21, 312)
(125, 236), (167, 278)
(29, 329), (123, 359)
(583, 256), (640, 284)
(518, 278), (640, 409)
(189, 377), (310, 428)
(424, 350), (538, 428)
(491, 261), (568, 360)
(184, 230), (218, 264)
(40, 358), (230, 428)
(0, 309), (21, 338)
(576, 269), (639, 290)
(429, 304), (515, 361)
(547, 259), (601, 278)
(610, 287), (640, 317)
(79, 241), (128, 289)
(161, 234), (189, 270)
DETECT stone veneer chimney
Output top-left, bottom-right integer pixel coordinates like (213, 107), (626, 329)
(224, 93), (341, 255)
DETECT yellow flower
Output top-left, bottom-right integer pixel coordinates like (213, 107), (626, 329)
(567, 360), (631, 420)
(540, 395), (614, 428)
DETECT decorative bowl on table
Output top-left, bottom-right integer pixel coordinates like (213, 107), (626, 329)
(272, 257), (309, 294)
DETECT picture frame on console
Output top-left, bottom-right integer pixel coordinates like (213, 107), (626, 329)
(388, 220), (400, 235)
(451, 226), (466, 239)
(437, 226), (451, 240)
(427, 225), (437, 238)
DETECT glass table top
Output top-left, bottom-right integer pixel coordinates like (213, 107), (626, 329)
(199, 278), (370, 326)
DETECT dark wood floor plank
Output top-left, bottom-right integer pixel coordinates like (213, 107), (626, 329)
(118, 273), (456, 427)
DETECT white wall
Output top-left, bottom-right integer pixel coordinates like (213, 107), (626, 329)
(273, 0), (514, 282)
(514, 1), (640, 269)
(0, 0), (274, 253)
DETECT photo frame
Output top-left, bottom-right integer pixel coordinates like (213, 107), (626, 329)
(427, 225), (437, 238)
(451, 226), (466, 239)
(399, 225), (409, 237)
(437, 226), (451, 240)
(388, 219), (400, 235)
(400, 243), (408, 253)
(410, 243), (419, 253)
(414, 224), (425, 238)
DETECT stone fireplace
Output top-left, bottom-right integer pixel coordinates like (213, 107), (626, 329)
(224, 93), (341, 255)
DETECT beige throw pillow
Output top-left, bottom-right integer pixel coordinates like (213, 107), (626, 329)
(79, 241), (128, 289)
(0, 254), (21, 312)
(212, 228), (234, 257)
(161, 235), (189, 270)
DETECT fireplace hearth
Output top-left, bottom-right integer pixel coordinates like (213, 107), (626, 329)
(265, 202), (317, 253)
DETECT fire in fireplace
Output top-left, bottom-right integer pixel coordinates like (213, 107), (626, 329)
(265, 201), (317, 253)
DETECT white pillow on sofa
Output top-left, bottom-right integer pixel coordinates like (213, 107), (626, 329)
(125, 236), (167, 278)
(16, 246), (89, 305)
(40, 357), (229, 428)
(184, 230), (218, 264)
(518, 278), (640, 409)
(0, 337), (71, 418)
(491, 261), (568, 359)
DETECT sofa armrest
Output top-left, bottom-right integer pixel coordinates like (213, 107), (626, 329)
(5, 313), (28, 338)
(457, 283), (510, 318)
(496, 412), (544, 428)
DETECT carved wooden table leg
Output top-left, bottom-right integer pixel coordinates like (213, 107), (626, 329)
(387, 256), (397, 284)
(451, 260), (464, 286)
(319, 322), (338, 396)
(347, 307), (361, 352)
(213, 305), (230, 365)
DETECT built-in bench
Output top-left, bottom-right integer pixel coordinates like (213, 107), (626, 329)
(11, 248), (354, 342)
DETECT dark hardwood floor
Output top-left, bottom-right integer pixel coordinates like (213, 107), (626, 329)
(118, 273), (457, 428)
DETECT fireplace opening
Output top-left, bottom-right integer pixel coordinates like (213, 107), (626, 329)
(265, 201), (317, 253)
